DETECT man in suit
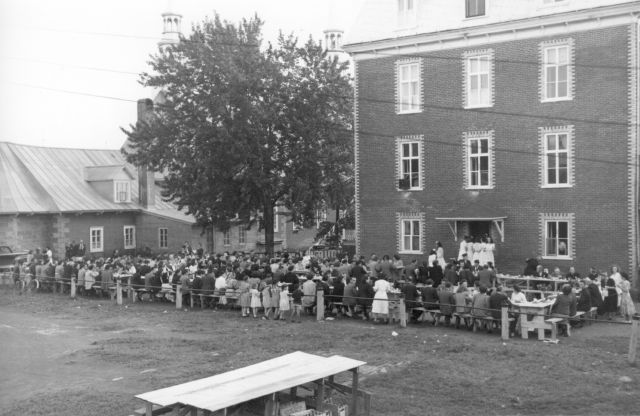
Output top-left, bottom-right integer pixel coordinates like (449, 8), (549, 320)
(477, 265), (493, 288)
(401, 279), (421, 322)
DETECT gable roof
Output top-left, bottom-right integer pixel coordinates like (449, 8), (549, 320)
(84, 165), (134, 182)
(0, 141), (196, 224)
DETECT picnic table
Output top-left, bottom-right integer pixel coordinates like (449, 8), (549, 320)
(134, 351), (370, 416)
(512, 299), (556, 340)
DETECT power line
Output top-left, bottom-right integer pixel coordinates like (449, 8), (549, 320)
(7, 82), (138, 103)
(2, 56), (141, 76)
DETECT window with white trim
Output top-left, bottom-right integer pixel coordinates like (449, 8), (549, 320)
(123, 226), (135, 249)
(399, 141), (422, 190)
(316, 208), (328, 229)
(466, 0), (485, 18)
(223, 230), (231, 246)
(159, 228), (168, 249)
(114, 181), (131, 203)
(396, 61), (422, 114)
(543, 131), (569, 186)
(400, 218), (422, 254)
(467, 137), (491, 188)
(541, 42), (572, 101)
(90, 227), (103, 253)
(544, 219), (571, 259)
(238, 227), (246, 245)
(397, 0), (417, 28)
(465, 54), (492, 108)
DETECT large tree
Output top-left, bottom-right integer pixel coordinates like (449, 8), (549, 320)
(122, 15), (353, 256)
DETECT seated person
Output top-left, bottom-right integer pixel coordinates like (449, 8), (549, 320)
(510, 284), (527, 304)
(437, 282), (455, 325)
(420, 279), (439, 311)
(471, 286), (490, 318)
(550, 284), (577, 336)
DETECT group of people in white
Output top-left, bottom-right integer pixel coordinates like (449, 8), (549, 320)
(456, 235), (496, 267)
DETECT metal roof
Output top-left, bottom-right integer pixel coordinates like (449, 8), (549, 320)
(136, 351), (366, 413)
(0, 142), (195, 223)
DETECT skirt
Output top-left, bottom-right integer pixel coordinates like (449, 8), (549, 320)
(279, 293), (290, 311)
(620, 292), (636, 317)
(250, 294), (261, 309)
(371, 292), (389, 315)
(239, 292), (251, 308)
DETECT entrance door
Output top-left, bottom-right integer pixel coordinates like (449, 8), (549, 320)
(469, 221), (491, 240)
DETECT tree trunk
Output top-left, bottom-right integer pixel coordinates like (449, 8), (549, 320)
(263, 203), (275, 258)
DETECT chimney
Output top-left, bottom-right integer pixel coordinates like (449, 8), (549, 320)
(136, 98), (156, 209)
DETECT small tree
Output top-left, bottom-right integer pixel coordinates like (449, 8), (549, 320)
(122, 15), (353, 256)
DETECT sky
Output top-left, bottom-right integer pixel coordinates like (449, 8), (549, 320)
(0, 0), (365, 150)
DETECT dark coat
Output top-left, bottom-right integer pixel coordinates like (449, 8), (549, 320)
(577, 288), (592, 312)
(428, 267), (444, 287)
(401, 282), (420, 308)
(420, 286), (439, 310)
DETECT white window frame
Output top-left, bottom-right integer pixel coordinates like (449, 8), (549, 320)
(159, 227), (168, 249)
(539, 126), (574, 188)
(114, 181), (131, 203)
(543, 132), (570, 188)
(396, 136), (424, 191)
(123, 225), (136, 249)
(89, 226), (104, 253)
(238, 226), (246, 245)
(540, 40), (574, 103)
(467, 137), (491, 189)
(463, 131), (495, 190)
(223, 230), (231, 246)
(396, 60), (423, 114)
(465, 0), (486, 18)
(316, 208), (328, 229)
(463, 50), (494, 109)
(540, 214), (574, 260)
(397, 213), (425, 255)
(397, 0), (417, 28)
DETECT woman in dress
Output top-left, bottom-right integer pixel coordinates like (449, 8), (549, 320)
(371, 275), (391, 323)
(278, 283), (291, 320)
(458, 236), (468, 261)
(471, 237), (482, 265)
(238, 275), (251, 317)
(249, 283), (261, 318)
(618, 273), (636, 322)
(485, 236), (495, 267)
(478, 237), (488, 266)
(435, 241), (445, 271)
(343, 277), (357, 317)
(261, 279), (273, 320)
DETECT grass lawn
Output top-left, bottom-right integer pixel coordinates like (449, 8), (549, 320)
(0, 289), (639, 416)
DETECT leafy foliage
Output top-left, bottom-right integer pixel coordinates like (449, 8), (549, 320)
(122, 15), (353, 255)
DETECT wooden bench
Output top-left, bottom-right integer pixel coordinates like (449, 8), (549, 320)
(587, 306), (598, 324)
(545, 317), (571, 340)
(410, 307), (427, 322)
(472, 316), (498, 333)
(452, 312), (473, 329)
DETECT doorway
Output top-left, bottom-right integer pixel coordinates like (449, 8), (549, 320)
(469, 221), (491, 240)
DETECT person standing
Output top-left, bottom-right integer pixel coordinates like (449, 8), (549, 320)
(435, 242), (445, 271)
(600, 276), (618, 320)
(371, 275), (391, 323)
(485, 237), (495, 267)
(391, 254), (405, 281)
(458, 236), (468, 261)
(618, 273), (636, 322)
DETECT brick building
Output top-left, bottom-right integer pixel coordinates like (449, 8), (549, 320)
(344, 0), (640, 277)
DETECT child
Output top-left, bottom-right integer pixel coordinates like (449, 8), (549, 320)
(278, 283), (290, 321)
(261, 280), (272, 320)
(291, 285), (303, 323)
(250, 283), (261, 318)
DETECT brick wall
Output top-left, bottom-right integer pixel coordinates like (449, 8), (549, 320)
(135, 213), (207, 255)
(355, 24), (632, 275)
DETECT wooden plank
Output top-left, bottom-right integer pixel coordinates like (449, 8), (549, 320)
(350, 368), (358, 416)
(501, 306), (509, 341)
(629, 317), (639, 364)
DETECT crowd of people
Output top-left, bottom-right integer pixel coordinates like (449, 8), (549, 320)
(8, 241), (637, 331)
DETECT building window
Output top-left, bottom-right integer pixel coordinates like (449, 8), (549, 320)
(541, 214), (574, 259)
(316, 208), (328, 229)
(396, 60), (422, 114)
(463, 131), (495, 190)
(396, 136), (424, 191)
(466, 0), (485, 18)
(397, 0), (417, 28)
(114, 181), (131, 203)
(238, 227), (246, 245)
(463, 50), (493, 108)
(540, 39), (574, 102)
(159, 228), (168, 249)
(539, 126), (574, 188)
(397, 213), (425, 254)
(223, 230), (231, 246)
(123, 226), (136, 249)
(90, 227), (103, 253)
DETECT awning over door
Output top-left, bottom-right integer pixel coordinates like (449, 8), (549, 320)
(436, 203), (507, 242)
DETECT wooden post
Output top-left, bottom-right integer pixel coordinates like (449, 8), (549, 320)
(628, 315), (640, 364)
(70, 277), (76, 299)
(399, 297), (407, 328)
(317, 290), (325, 321)
(145, 402), (153, 416)
(116, 278), (123, 305)
(315, 378), (325, 412)
(501, 306), (509, 341)
(176, 285), (182, 309)
(350, 368), (359, 416)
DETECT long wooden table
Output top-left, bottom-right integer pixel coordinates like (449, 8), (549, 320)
(497, 275), (568, 298)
